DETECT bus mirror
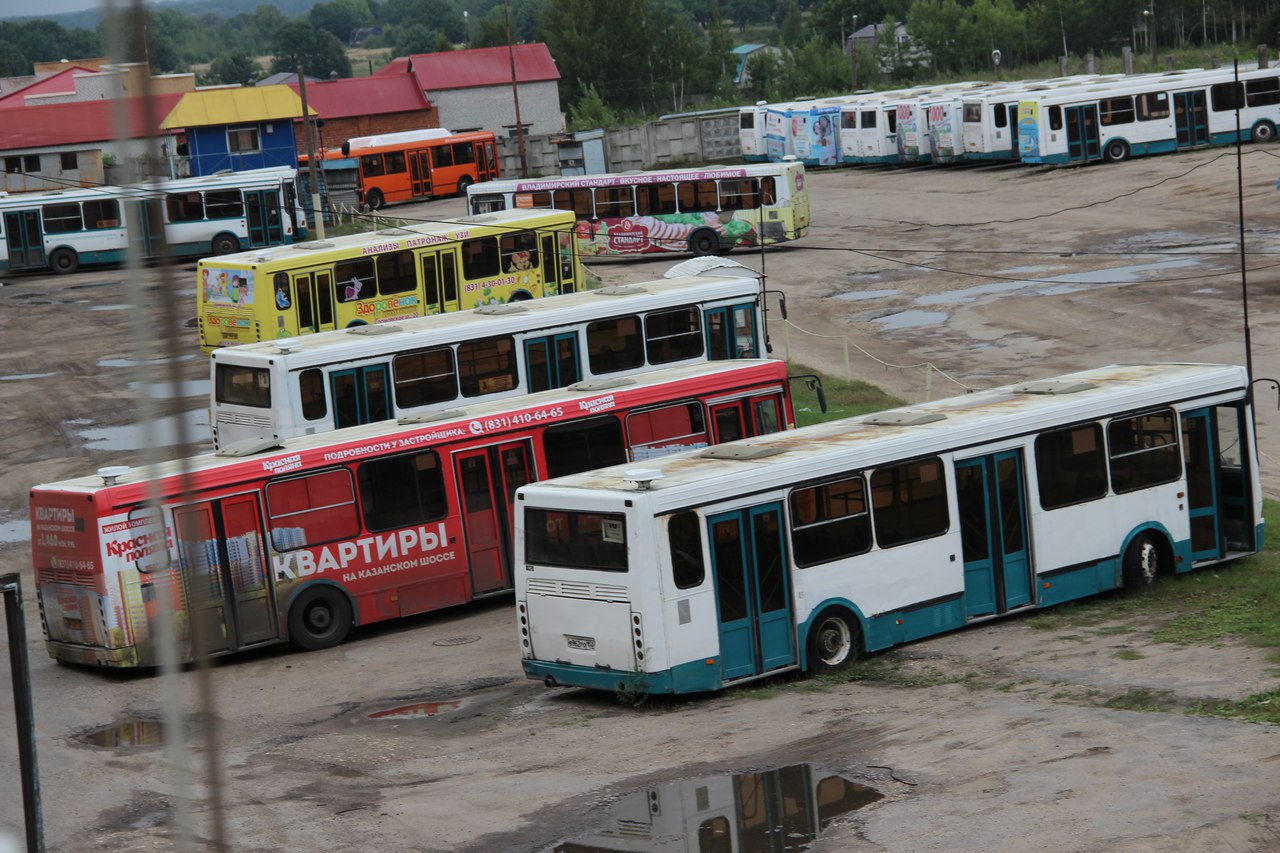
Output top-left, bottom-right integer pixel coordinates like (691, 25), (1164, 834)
(341, 141), (351, 157)
(790, 374), (828, 413)
(127, 505), (170, 573)
(764, 288), (787, 320)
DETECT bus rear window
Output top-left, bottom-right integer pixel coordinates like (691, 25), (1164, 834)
(525, 508), (627, 571)
(216, 364), (271, 408)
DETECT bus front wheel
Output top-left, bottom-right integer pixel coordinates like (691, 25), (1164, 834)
(211, 233), (240, 255)
(1103, 140), (1129, 163)
(1122, 534), (1161, 591)
(689, 229), (719, 257)
(50, 247), (79, 274)
(364, 189), (384, 210)
(806, 608), (862, 674)
(456, 175), (474, 195)
(1252, 121), (1276, 143)
(288, 586), (352, 651)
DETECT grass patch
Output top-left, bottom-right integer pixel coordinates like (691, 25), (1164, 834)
(788, 362), (905, 427)
(810, 656), (984, 690)
(1112, 649), (1145, 660)
(1186, 690), (1280, 725)
(1104, 687), (1177, 712)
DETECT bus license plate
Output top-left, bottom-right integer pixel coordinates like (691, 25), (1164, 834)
(566, 635), (595, 651)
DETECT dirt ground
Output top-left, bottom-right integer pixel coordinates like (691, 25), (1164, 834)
(3, 148), (1280, 851)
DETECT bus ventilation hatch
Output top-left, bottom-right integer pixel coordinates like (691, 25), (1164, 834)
(863, 411), (947, 426)
(1012, 379), (1097, 395)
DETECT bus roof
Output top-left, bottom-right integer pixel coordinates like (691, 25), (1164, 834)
(33, 357), (789, 502)
(0, 166), (297, 208)
(210, 272), (764, 369)
(470, 162), (802, 195)
(197, 207), (575, 270)
(516, 362), (1248, 510)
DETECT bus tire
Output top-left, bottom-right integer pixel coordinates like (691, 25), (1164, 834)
(456, 175), (474, 195)
(211, 233), (240, 255)
(1103, 139), (1129, 163)
(1252, 121), (1276, 143)
(689, 229), (719, 257)
(365, 189), (384, 210)
(50, 247), (79, 274)
(509, 291), (533, 301)
(806, 608), (862, 674)
(288, 585), (352, 651)
(1121, 534), (1160, 592)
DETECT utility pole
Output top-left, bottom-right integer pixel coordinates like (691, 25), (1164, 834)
(297, 66), (324, 239)
(504, 0), (528, 178)
(849, 14), (859, 92)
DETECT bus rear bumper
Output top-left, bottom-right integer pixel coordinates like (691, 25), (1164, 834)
(523, 657), (724, 695)
(46, 640), (139, 668)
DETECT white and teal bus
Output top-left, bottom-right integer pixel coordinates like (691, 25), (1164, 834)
(1018, 65), (1280, 165)
(210, 265), (780, 450)
(0, 166), (305, 274)
(514, 362), (1262, 695)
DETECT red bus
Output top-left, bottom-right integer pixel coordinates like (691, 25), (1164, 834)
(31, 359), (797, 668)
(339, 128), (501, 210)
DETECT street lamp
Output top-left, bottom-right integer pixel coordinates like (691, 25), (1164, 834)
(1146, 3), (1156, 65)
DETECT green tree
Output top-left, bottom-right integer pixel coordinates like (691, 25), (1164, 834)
(742, 49), (785, 100)
(377, 0), (467, 43)
(269, 20), (353, 78)
(391, 23), (441, 56)
(472, 7), (510, 49)
(209, 50), (260, 86)
(311, 0), (374, 45)
(784, 34), (850, 95)
(567, 83), (619, 129)
(433, 31), (455, 52)
(779, 0), (804, 47)
(539, 0), (657, 113)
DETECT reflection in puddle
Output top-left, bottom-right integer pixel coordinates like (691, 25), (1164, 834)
(368, 699), (462, 719)
(90, 304), (134, 312)
(550, 764), (882, 852)
(97, 354), (198, 369)
(0, 517), (29, 544)
(872, 310), (948, 331)
(833, 289), (900, 301)
(128, 379), (210, 399)
(917, 256), (1202, 306)
(73, 408), (209, 451)
(81, 719), (165, 749)
(0, 372), (57, 381)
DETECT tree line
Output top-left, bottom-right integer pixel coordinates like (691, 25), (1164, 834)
(1, 0), (1275, 127)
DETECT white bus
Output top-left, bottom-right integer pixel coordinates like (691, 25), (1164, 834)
(0, 166), (305, 274)
(738, 101), (771, 162)
(466, 162), (810, 258)
(1018, 65), (1279, 165)
(959, 76), (1122, 162)
(514, 362), (1262, 695)
(209, 266), (781, 449)
(838, 91), (908, 164)
(785, 96), (855, 166)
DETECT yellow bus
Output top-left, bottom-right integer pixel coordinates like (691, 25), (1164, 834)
(196, 208), (581, 354)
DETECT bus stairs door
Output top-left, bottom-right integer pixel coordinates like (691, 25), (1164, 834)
(409, 150), (432, 199)
(1064, 105), (1101, 162)
(173, 495), (278, 653)
(956, 451), (1032, 618)
(707, 503), (796, 681)
(524, 332), (580, 391)
(126, 199), (163, 258)
(1174, 91), (1209, 148)
(2, 209), (45, 270)
(245, 189), (283, 247)
(1181, 407), (1226, 562)
(455, 440), (533, 596)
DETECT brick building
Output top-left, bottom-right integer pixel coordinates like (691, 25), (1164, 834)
(284, 72), (437, 155)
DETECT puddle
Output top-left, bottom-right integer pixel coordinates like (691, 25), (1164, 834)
(72, 408), (209, 451)
(549, 765), (882, 852)
(97, 354), (199, 369)
(128, 379), (210, 399)
(80, 719), (165, 749)
(368, 699), (462, 719)
(0, 372), (58, 381)
(833, 288), (900, 301)
(872, 309), (948, 331)
(0, 517), (29, 545)
(432, 635), (480, 646)
(90, 304), (134, 312)
(916, 256), (1204, 306)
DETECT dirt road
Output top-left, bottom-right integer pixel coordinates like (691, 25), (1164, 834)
(2, 148), (1279, 851)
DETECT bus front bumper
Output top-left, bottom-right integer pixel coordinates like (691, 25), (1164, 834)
(46, 640), (139, 668)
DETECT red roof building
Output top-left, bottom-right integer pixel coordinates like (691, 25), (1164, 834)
(285, 73), (438, 154)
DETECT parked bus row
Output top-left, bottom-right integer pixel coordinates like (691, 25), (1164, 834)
(30, 358), (800, 667)
(741, 63), (1280, 168)
(0, 166), (305, 275)
(195, 208), (582, 353)
(209, 266), (778, 449)
(515, 362), (1262, 695)
(465, 160), (810, 258)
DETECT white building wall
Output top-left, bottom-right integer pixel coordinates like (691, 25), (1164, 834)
(426, 81), (563, 138)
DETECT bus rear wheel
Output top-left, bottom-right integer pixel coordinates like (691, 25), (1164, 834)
(211, 233), (240, 255)
(689, 229), (719, 257)
(288, 586), (352, 651)
(1252, 121), (1276, 143)
(1103, 140), (1129, 163)
(456, 175), (474, 195)
(806, 608), (862, 674)
(364, 189), (384, 211)
(50, 247), (79, 274)
(1122, 534), (1161, 591)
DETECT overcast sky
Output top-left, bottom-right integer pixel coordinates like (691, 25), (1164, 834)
(5, 0), (104, 15)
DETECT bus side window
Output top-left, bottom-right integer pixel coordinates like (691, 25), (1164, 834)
(357, 450), (447, 532)
(1048, 106), (1063, 131)
(432, 145), (454, 169)
(457, 336), (517, 396)
(376, 249), (415, 295)
(542, 416), (627, 478)
(452, 142), (475, 164)
(626, 402), (708, 459)
(645, 307), (703, 364)
(393, 347), (457, 407)
(384, 151), (407, 174)
(668, 511), (706, 589)
(299, 368), (327, 421)
(500, 230), (539, 272)
(759, 177), (777, 206)
(266, 469), (360, 551)
(563, 188), (594, 218)
(869, 457), (948, 548)
(541, 235), (559, 287)
(587, 316), (644, 373)
(335, 257), (375, 302)
(676, 180), (718, 213)
(442, 252), (459, 303)
(361, 155), (384, 177)
(422, 254), (440, 305)
(461, 236), (500, 280)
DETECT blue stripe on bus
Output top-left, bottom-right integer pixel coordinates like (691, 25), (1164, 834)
(1034, 557), (1118, 607)
(521, 658), (722, 694)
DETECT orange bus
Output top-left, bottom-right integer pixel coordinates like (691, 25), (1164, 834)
(340, 128), (501, 210)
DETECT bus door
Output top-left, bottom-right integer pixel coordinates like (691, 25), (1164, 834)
(244, 189), (283, 247)
(1063, 105), (1101, 162)
(524, 332), (579, 391)
(956, 451), (1032, 619)
(172, 493), (277, 653)
(476, 140), (499, 181)
(293, 270), (336, 334)
(1180, 406), (1246, 562)
(705, 303), (759, 359)
(422, 250), (461, 314)
(1173, 91), (1209, 148)
(709, 393), (783, 443)
(708, 503), (796, 681)
(329, 364), (390, 430)
(1005, 104), (1020, 160)
(408, 148), (433, 199)
(126, 199), (163, 258)
(2, 209), (45, 269)
(454, 440), (533, 596)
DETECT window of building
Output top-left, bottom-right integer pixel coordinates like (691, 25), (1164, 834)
(60, 152), (78, 171)
(227, 127), (261, 153)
